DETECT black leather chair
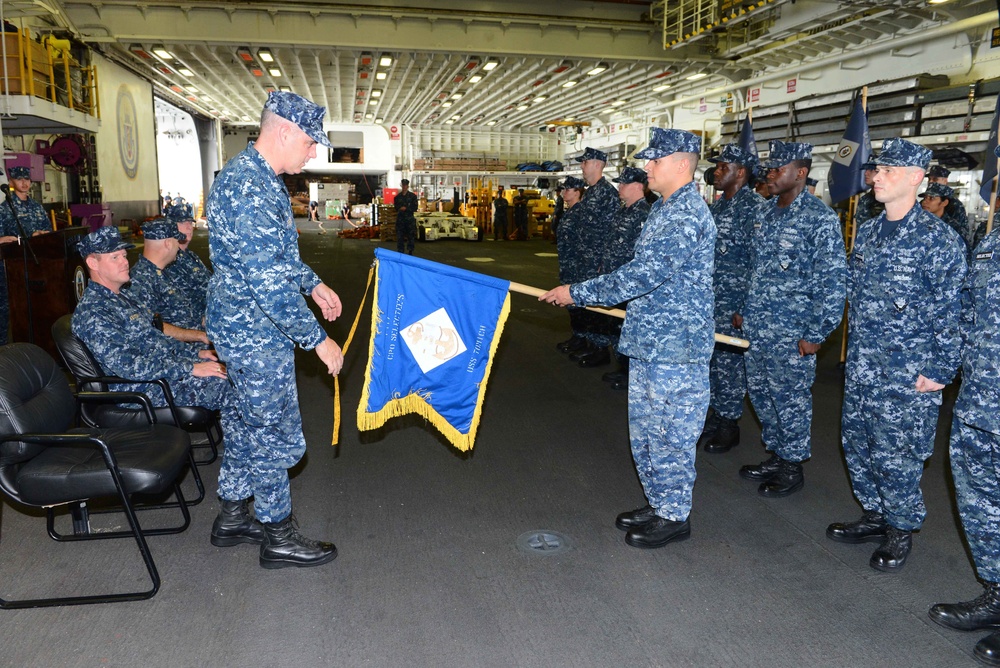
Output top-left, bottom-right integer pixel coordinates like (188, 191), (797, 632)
(0, 343), (192, 608)
(52, 314), (220, 468)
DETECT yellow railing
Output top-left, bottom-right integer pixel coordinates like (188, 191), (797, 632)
(0, 29), (99, 119)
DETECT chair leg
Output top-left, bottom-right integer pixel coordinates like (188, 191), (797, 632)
(2, 479), (187, 608)
(47, 482), (191, 541)
(191, 417), (220, 466)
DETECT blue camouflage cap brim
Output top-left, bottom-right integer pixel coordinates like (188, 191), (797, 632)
(920, 182), (954, 199)
(77, 225), (134, 257)
(708, 144), (758, 168)
(142, 217), (186, 241)
(762, 140), (813, 169)
(612, 166), (648, 185)
(561, 175), (587, 190)
(265, 91), (333, 148)
(8, 166), (30, 180)
(576, 147), (608, 163)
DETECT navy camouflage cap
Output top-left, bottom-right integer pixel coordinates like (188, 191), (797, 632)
(634, 128), (701, 160)
(264, 91), (333, 148)
(142, 217), (186, 241)
(871, 138), (932, 170)
(561, 175), (586, 190)
(576, 147), (608, 163)
(708, 143), (758, 169)
(77, 225), (134, 257)
(168, 214), (196, 225)
(612, 166), (647, 185)
(8, 166), (30, 180)
(762, 140), (813, 169)
(927, 164), (950, 178)
(920, 182), (954, 200)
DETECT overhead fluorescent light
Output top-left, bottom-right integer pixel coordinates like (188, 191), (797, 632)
(483, 60), (499, 71)
(372, 90), (382, 98)
(445, 120), (455, 125)
(587, 62), (608, 76)
(269, 68), (282, 77)
(376, 72), (387, 80)
(187, 86), (199, 93)
(452, 93), (462, 99)
(380, 56), (393, 67)
(153, 46), (173, 60)
(279, 86), (292, 92)
(685, 72), (708, 81)
(562, 81), (577, 88)
(534, 96), (547, 103)
(470, 75), (483, 83)
(369, 99), (378, 106)
(178, 68), (194, 77)
(486, 120), (497, 126)
(653, 84), (672, 92)
(611, 100), (626, 106)
(375, 117), (383, 123)
(452, 115), (461, 120)
(366, 112), (373, 119)
(442, 101), (453, 108)
(258, 49), (274, 63)
(517, 104), (528, 111)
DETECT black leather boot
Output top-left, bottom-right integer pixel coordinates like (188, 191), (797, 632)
(704, 417), (741, 454)
(758, 459), (803, 497)
(975, 631), (1000, 666)
(696, 413), (721, 450)
(259, 516), (338, 569)
(556, 335), (587, 354)
(826, 510), (888, 544)
(577, 347), (611, 367)
(625, 516), (691, 549)
(569, 341), (595, 363)
(739, 453), (782, 481)
(870, 526), (912, 572)
(210, 498), (265, 547)
(930, 582), (1000, 631)
(615, 504), (657, 531)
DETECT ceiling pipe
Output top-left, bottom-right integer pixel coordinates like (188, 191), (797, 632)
(660, 11), (995, 112)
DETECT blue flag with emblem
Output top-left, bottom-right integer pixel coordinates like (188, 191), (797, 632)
(357, 248), (511, 451)
(828, 95), (871, 204)
(737, 114), (757, 159)
(980, 93), (1000, 204)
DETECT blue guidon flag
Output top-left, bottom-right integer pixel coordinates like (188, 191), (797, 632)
(357, 248), (511, 451)
(828, 94), (871, 204)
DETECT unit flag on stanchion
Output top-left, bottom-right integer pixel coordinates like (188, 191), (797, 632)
(828, 93), (871, 205)
(357, 248), (511, 451)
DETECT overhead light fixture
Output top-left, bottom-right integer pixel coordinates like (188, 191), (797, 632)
(686, 72), (708, 81)
(611, 100), (626, 106)
(258, 49), (274, 63)
(187, 85), (199, 93)
(375, 117), (383, 123)
(178, 68), (194, 77)
(451, 93), (462, 99)
(360, 52), (373, 66)
(483, 59), (499, 71)
(516, 104), (528, 111)
(486, 120), (497, 126)
(369, 99), (378, 106)
(534, 96), (547, 103)
(452, 114), (461, 120)
(587, 62), (608, 76)
(279, 86), (292, 92)
(442, 101), (453, 108)
(470, 75), (483, 83)
(372, 90), (382, 98)
(445, 120), (455, 125)
(562, 81), (577, 88)
(653, 84), (672, 92)
(380, 55), (393, 67)
(249, 64), (264, 77)
(241, 115), (252, 122)
(129, 44), (152, 59)
(153, 46), (174, 60)
(376, 72), (387, 80)
(366, 112), (374, 119)
(269, 68), (282, 77)
(564, 117), (574, 122)
(927, 0), (951, 4)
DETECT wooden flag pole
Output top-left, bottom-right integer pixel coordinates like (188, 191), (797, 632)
(988, 155), (999, 237)
(508, 281), (749, 349)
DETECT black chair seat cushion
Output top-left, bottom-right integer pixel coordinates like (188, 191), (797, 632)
(87, 404), (213, 430)
(15, 425), (191, 506)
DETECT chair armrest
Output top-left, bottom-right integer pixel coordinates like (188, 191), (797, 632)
(77, 391), (156, 425)
(1, 432), (119, 469)
(78, 376), (182, 426)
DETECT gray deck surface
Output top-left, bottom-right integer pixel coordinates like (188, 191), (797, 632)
(0, 222), (984, 667)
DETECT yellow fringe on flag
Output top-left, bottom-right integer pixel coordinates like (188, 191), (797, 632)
(331, 263), (376, 445)
(355, 257), (511, 452)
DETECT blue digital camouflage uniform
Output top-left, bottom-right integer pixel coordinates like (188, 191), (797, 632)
(571, 178), (716, 522)
(206, 141), (329, 524)
(394, 189), (420, 254)
(843, 203), (965, 530)
(574, 176), (621, 346)
(129, 219), (204, 330)
(71, 279), (233, 412)
(169, 248), (211, 324)
(949, 226), (1000, 581)
(943, 197), (970, 248)
(0, 191), (51, 345)
(708, 183), (760, 420)
(742, 189), (847, 463)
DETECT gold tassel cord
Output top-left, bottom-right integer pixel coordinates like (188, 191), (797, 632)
(331, 263), (376, 445)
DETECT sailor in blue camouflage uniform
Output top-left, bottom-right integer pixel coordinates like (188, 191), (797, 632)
(568, 147), (622, 368)
(826, 138), (966, 573)
(206, 91), (345, 569)
(928, 159), (1000, 664)
(928, 164), (971, 247)
(129, 218), (204, 331)
(394, 178), (419, 255)
(164, 195), (193, 221)
(0, 165), (52, 345)
(541, 128), (715, 549)
(735, 140), (847, 498)
(697, 144), (761, 454)
(599, 166), (651, 390)
(919, 182), (970, 254)
(169, 215), (212, 324)
(555, 176), (591, 356)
